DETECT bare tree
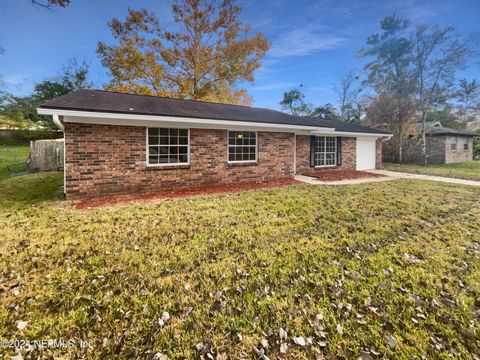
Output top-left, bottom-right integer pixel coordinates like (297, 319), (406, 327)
(412, 24), (472, 164)
(456, 79), (480, 121)
(333, 70), (362, 122)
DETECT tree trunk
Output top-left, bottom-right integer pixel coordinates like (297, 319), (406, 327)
(421, 110), (428, 165)
(398, 127), (403, 163)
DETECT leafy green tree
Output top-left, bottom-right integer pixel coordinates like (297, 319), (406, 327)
(425, 104), (466, 130)
(97, 0), (270, 105)
(0, 59), (91, 128)
(279, 85), (313, 116)
(360, 15), (416, 162)
(310, 103), (340, 120)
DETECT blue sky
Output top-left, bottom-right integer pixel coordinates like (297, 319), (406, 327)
(1, 0), (479, 110)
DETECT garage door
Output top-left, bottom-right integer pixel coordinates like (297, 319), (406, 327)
(356, 138), (376, 170)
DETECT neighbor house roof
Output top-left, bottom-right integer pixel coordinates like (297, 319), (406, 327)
(39, 89), (388, 135)
(413, 121), (478, 137)
(427, 126), (478, 137)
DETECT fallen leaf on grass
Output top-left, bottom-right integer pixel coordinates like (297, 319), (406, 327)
(385, 335), (398, 349)
(16, 320), (27, 330)
(293, 336), (306, 347)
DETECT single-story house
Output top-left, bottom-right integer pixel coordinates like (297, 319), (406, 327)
(38, 89), (391, 199)
(383, 121), (478, 164)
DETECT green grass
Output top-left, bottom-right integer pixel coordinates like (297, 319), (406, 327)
(1, 174), (479, 359)
(383, 161), (480, 181)
(0, 145), (30, 180)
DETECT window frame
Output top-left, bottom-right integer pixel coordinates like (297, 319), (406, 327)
(450, 139), (457, 152)
(464, 142), (469, 151)
(146, 127), (190, 167)
(227, 130), (258, 164)
(313, 136), (337, 168)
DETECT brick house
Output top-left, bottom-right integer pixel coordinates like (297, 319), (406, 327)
(382, 121), (478, 164)
(38, 90), (390, 199)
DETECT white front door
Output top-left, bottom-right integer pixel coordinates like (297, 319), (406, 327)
(356, 138), (376, 170)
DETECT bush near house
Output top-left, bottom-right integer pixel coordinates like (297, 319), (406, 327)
(0, 174), (479, 359)
(0, 129), (62, 146)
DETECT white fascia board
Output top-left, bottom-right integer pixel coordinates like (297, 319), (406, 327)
(37, 108), (336, 133)
(310, 130), (391, 138)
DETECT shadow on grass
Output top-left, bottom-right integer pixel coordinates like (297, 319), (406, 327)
(0, 172), (63, 208)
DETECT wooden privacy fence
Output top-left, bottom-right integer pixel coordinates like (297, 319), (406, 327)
(28, 139), (64, 172)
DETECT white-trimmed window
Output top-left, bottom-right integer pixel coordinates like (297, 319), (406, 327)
(314, 136), (337, 167)
(228, 131), (257, 163)
(147, 128), (189, 165)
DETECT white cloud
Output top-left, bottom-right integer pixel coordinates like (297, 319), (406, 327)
(269, 25), (346, 57)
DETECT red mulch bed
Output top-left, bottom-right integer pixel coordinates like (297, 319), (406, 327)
(306, 170), (385, 181)
(74, 178), (301, 210)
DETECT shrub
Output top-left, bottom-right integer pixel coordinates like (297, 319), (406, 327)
(0, 129), (63, 145)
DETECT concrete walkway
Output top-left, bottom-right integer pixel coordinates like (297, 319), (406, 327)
(295, 170), (480, 187)
(368, 169), (480, 187)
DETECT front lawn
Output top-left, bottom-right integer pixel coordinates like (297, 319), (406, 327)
(383, 161), (480, 181)
(0, 174), (479, 359)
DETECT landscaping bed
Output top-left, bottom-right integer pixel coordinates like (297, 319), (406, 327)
(0, 173), (479, 359)
(75, 178), (300, 209)
(303, 170), (384, 181)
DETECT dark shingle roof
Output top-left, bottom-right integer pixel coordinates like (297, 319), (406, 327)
(428, 126), (478, 137)
(40, 89), (388, 135)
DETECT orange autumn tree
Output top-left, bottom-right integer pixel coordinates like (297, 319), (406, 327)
(97, 0), (270, 105)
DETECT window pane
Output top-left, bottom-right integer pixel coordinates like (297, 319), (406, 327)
(228, 131), (257, 162)
(148, 128), (190, 165)
(160, 136), (168, 145)
(148, 136), (159, 145)
(159, 155), (168, 164)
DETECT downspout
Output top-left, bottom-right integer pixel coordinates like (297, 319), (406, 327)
(293, 133), (296, 175)
(52, 115), (66, 196)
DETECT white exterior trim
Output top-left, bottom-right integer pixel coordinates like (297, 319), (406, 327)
(37, 108), (337, 133)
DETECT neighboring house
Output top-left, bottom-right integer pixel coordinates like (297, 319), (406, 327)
(38, 90), (390, 199)
(382, 121), (478, 164)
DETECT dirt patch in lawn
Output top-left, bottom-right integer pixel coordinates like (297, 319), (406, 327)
(75, 178), (301, 209)
(306, 170), (385, 181)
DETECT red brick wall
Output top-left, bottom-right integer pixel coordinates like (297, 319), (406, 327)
(295, 136), (356, 176)
(64, 123), (295, 198)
